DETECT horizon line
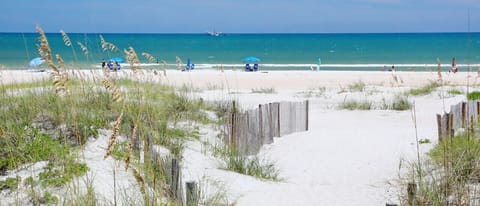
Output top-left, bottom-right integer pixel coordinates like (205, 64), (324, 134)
(1, 31), (480, 35)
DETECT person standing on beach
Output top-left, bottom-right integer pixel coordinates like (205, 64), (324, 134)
(101, 59), (106, 69)
(451, 57), (458, 73)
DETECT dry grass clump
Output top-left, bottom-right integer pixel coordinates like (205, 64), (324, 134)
(125, 124), (138, 170)
(141, 52), (157, 63)
(124, 46), (141, 72)
(104, 112), (124, 159)
(99, 35), (118, 52)
(60, 29), (72, 46)
(101, 71), (123, 102)
(77, 42), (89, 56)
(176, 56), (183, 70)
(36, 25), (69, 95)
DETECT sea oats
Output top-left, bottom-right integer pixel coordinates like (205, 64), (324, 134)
(104, 112), (123, 159)
(175, 56), (183, 70)
(125, 124), (138, 170)
(102, 78), (123, 102)
(132, 168), (146, 195)
(60, 29), (72, 46)
(141, 52), (157, 63)
(77, 42), (89, 56)
(124, 47), (141, 71)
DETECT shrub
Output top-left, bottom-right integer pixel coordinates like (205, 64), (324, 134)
(0, 176), (21, 190)
(467, 91), (480, 100)
(447, 89), (463, 95)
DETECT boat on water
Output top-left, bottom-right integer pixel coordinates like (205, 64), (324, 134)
(207, 29), (223, 37)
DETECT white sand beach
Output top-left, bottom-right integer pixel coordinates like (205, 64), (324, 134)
(0, 69), (475, 205)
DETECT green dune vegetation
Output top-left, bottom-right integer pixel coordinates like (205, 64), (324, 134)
(0, 25), (281, 205)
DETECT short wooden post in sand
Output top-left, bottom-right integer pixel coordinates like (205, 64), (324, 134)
(259, 104), (263, 144)
(462, 102), (467, 128)
(477, 101), (480, 121)
(170, 158), (180, 199)
(407, 182), (417, 206)
(447, 113), (454, 138)
(186, 181), (198, 206)
(231, 101), (237, 146)
(305, 100), (309, 131)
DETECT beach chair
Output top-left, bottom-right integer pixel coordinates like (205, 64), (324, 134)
(245, 64), (251, 72)
(253, 64), (258, 71)
(108, 61), (114, 70)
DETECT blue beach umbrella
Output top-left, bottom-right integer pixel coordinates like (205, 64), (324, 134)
(109, 57), (125, 63)
(29, 57), (45, 67)
(242, 56), (261, 63)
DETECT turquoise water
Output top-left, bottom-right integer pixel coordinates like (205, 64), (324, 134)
(1, 32), (479, 70)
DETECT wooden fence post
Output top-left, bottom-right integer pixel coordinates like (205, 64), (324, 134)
(407, 182), (417, 206)
(277, 102), (281, 136)
(448, 113), (454, 138)
(186, 181), (198, 206)
(305, 100), (309, 131)
(170, 158), (179, 199)
(436, 114), (442, 142)
(477, 101), (480, 122)
(231, 100), (236, 146)
(259, 104), (263, 143)
(462, 102), (467, 128)
(143, 135), (150, 165)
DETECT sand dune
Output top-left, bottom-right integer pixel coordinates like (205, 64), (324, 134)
(0, 69), (472, 205)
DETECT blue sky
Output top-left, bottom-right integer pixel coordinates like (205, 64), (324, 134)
(1, 0), (479, 33)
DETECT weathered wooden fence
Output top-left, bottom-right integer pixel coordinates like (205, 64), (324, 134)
(136, 134), (197, 206)
(437, 100), (480, 141)
(226, 100), (309, 155)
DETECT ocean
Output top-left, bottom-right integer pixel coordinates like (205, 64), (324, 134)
(1, 32), (479, 71)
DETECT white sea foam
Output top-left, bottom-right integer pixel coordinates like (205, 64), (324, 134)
(92, 63), (480, 70)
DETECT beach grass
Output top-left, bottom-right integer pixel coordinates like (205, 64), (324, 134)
(0, 70), (215, 204)
(348, 81), (366, 92)
(397, 130), (480, 205)
(251, 87), (277, 94)
(382, 95), (412, 111)
(338, 99), (373, 110)
(296, 86), (327, 98)
(405, 81), (441, 96)
(218, 146), (281, 181)
(447, 89), (463, 96)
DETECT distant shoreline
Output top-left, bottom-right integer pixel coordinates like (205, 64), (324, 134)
(2, 69), (477, 89)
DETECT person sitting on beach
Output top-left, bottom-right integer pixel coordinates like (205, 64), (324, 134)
(389, 65), (395, 72)
(245, 64), (251, 72)
(253, 63), (258, 71)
